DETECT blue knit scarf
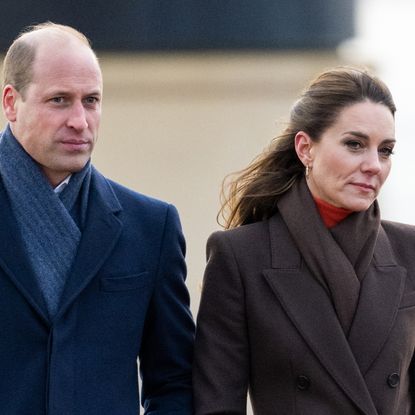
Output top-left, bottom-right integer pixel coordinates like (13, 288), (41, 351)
(0, 125), (91, 317)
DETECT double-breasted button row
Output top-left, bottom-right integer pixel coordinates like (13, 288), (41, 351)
(295, 373), (399, 391)
(387, 373), (400, 388)
(296, 375), (310, 391)
(296, 373), (399, 391)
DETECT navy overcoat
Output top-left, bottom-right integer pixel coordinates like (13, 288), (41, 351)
(0, 166), (194, 414)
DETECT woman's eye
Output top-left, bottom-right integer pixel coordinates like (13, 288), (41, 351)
(345, 140), (363, 150)
(379, 147), (394, 158)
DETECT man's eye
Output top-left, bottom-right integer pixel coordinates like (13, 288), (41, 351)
(84, 97), (99, 104)
(51, 97), (64, 103)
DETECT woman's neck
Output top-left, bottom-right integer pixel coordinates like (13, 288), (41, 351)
(313, 196), (353, 228)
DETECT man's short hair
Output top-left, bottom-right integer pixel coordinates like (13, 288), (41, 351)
(2, 22), (92, 98)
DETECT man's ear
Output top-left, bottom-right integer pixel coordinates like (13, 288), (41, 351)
(294, 131), (314, 167)
(2, 85), (20, 122)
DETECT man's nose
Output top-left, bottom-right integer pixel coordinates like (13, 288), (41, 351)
(66, 102), (88, 130)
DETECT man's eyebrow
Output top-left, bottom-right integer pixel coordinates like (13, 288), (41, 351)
(86, 90), (102, 96)
(45, 88), (102, 96)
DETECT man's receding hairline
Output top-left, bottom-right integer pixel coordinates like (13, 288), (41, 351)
(20, 26), (91, 53)
(20, 26), (101, 79)
(18, 22), (91, 45)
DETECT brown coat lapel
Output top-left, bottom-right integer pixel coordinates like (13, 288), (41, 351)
(347, 226), (406, 375)
(263, 214), (405, 415)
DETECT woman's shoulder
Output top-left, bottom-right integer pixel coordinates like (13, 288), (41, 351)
(380, 221), (415, 280)
(208, 217), (274, 246)
(381, 219), (415, 239)
(381, 220), (415, 260)
(207, 218), (274, 260)
(207, 213), (290, 261)
(206, 217), (280, 270)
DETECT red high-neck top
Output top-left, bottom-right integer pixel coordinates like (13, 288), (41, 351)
(313, 196), (352, 228)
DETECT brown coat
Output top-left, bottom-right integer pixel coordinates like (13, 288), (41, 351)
(193, 213), (415, 414)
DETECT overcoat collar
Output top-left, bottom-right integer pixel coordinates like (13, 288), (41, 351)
(263, 214), (406, 415)
(0, 167), (123, 325)
(55, 167), (123, 320)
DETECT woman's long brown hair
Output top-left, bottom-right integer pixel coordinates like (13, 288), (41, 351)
(219, 66), (396, 229)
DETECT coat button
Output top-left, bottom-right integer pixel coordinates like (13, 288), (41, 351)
(387, 373), (400, 388)
(296, 375), (310, 391)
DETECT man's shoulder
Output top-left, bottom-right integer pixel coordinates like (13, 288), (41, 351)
(108, 178), (169, 209)
(91, 168), (174, 219)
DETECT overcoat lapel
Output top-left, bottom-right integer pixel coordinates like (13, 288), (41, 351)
(347, 227), (406, 375)
(56, 169), (122, 319)
(0, 181), (50, 323)
(263, 215), (378, 415)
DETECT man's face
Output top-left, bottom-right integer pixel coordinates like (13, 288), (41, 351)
(4, 40), (102, 186)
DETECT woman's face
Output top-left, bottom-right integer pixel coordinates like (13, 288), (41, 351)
(297, 100), (395, 211)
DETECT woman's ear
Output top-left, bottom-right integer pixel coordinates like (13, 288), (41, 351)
(2, 85), (19, 122)
(294, 131), (314, 167)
